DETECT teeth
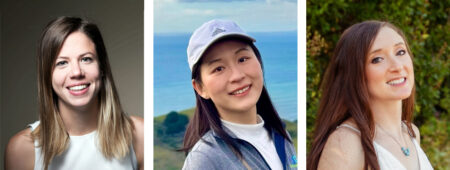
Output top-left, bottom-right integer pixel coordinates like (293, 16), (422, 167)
(232, 86), (249, 95)
(69, 85), (87, 91)
(387, 78), (405, 85)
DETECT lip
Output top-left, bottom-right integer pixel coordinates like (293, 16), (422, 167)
(66, 83), (90, 96)
(386, 77), (407, 86)
(229, 84), (251, 97)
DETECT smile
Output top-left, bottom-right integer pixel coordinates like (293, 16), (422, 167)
(387, 78), (406, 85)
(230, 85), (251, 95)
(68, 84), (88, 91)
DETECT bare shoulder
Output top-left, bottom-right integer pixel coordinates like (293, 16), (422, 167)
(410, 123), (421, 143)
(130, 115), (144, 170)
(130, 115), (144, 130)
(318, 121), (364, 170)
(5, 128), (35, 170)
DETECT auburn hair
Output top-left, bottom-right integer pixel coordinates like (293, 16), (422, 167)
(307, 21), (416, 170)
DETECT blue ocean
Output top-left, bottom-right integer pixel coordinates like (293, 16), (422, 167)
(154, 31), (297, 121)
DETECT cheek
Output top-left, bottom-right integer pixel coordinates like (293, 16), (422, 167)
(51, 69), (66, 88)
(365, 65), (384, 87)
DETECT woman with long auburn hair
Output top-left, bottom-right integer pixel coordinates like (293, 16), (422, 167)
(307, 21), (433, 170)
(5, 16), (143, 170)
(181, 19), (297, 169)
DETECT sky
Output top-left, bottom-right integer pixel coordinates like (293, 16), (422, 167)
(154, 0), (297, 33)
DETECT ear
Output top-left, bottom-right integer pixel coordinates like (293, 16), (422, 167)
(192, 79), (210, 99)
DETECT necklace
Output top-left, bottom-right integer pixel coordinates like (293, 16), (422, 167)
(376, 123), (410, 156)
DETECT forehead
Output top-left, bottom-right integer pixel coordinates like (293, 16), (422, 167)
(58, 31), (96, 56)
(370, 27), (405, 51)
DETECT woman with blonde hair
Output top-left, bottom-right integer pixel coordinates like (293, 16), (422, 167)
(5, 16), (143, 170)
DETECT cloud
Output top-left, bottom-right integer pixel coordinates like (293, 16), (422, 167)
(183, 9), (216, 16)
(154, 0), (297, 33)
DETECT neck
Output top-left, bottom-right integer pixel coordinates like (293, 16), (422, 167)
(217, 106), (258, 124)
(370, 98), (403, 135)
(58, 98), (99, 136)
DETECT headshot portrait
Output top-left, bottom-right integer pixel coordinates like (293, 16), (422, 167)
(1, 1), (144, 169)
(306, 0), (449, 170)
(154, 0), (298, 169)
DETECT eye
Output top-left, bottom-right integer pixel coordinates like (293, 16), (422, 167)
(212, 66), (225, 73)
(396, 49), (406, 56)
(55, 60), (68, 66)
(371, 57), (384, 64)
(81, 57), (93, 63)
(238, 57), (249, 63)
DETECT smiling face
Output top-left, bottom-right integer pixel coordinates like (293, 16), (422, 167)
(52, 31), (102, 110)
(193, 39), (264, 116)
(365, 27), (414, 102)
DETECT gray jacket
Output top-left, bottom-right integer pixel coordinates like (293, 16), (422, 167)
(182, 127), (297, 170)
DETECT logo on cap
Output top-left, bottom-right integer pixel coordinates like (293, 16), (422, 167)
(212, 28), (226, 37)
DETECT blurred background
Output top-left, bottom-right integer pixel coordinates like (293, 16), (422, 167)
(154, 0), (297, 169)
(306, 0), (449, 169)
(0, 1), (143, 168)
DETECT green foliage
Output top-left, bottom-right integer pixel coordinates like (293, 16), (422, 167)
(164, 111), (189, 135)
(155, 111), (188, 148)
(307, 0), (449, 168)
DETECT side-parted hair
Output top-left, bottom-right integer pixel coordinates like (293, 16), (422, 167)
(32, 16), (134, 170)
(307, 20), (416, 170)
(181, 37), (292, 161)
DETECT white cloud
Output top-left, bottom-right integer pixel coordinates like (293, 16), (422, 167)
(183, 9), (216, 16)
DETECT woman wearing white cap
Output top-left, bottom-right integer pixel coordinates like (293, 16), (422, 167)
(5, 16), (143, 170)
(181, 19), (297, 170)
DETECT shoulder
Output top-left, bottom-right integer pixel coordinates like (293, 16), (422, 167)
(130, 115), (144, 169)
(318, 121), (364, 170)
(183, 149), (217, 170)
(130, 115), (144, 134)
(5, 128), (35, 170)
(410, 123), (421, 143)
(183, 136), (220, 170)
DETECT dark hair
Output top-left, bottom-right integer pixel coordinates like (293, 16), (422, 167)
(181, 37), (292, 160)
(307, 20), (416, 170)
(34, 16), (133, 170)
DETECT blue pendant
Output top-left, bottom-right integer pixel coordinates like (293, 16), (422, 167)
(401, 147), (410, 156)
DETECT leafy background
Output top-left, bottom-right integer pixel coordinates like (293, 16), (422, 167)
(307, 0), (449, 169)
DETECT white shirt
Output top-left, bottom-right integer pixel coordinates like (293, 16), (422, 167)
(221, 115), (283, 170)
(29, 121), (137, 170)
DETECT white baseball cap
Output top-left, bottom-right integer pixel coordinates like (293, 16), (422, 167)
(187, 19), (256, 71)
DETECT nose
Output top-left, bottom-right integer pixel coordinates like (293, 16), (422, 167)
(388, 56), (404, 72)
(229, 65), (245, 83)
(70, 62), (84, 79)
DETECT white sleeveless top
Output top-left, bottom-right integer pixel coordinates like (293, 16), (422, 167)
(29, 121), (138, 170)
(337, 124), (433, 170)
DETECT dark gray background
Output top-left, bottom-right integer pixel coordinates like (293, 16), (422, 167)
(0, 1), (144, 168)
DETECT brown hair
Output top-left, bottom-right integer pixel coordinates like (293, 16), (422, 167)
(181, 37), (292, 161)
(33, 16), (133, 170)
(307, 20), (416, 170)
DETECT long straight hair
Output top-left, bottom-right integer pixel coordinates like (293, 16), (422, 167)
(32, 16), (134, 170)
(181, 37), (292, 160)
(307, 21), (416, 170)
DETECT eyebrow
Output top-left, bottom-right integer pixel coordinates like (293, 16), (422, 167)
(205, 47), (250, 66)
(57, 52), (96, 59)
(369, 42), (404, 54)
(235, 47), (250, 54)
(206, 58), (222, 66)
